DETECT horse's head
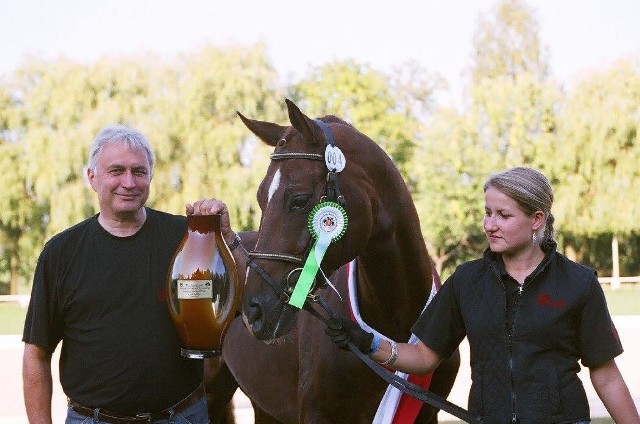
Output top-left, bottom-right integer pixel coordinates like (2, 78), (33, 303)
(237, 99), (378, 341)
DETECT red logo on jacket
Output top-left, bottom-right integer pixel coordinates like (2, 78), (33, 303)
(537, 293), (566, 309)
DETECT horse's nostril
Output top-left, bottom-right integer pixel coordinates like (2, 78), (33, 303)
(246, 300), (262, 326)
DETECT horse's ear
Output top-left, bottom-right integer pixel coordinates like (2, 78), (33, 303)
(237, 111), (286, 147)
(285, 99), (323, 147)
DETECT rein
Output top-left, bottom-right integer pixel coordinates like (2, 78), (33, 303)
(303, 296), (483, 424)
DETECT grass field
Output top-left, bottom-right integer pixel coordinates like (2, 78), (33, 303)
(1, 285), (638, 335)
(601, 284), (640, 315)
(0, 301), (27, 335)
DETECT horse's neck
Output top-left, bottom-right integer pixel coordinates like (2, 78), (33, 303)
(355, 218), (432, 340)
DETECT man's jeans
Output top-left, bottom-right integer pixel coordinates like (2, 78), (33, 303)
(65, 397), (209, 424)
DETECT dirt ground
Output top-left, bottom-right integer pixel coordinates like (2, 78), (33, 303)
(2, 316), (638, 423)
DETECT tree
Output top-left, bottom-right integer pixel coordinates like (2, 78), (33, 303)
(0, 81), (46, 293)
(412, 107), (491, 276)
(289, 60), (439, 180)
(415, 0), (560, 276)
(470, 0), (548, 84)
(552, 59), (640, 236)
(550, 59), (640, 275)
(0, 142), (46, 294)
(0, 43), (286, 293)
(467, 0), (557, 171)
(152, 43), (286, 230)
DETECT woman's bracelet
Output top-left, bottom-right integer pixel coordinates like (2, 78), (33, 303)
(379, 340), (398, 366)
(227, 232), (242, 252)
(369, 334), (381, 354)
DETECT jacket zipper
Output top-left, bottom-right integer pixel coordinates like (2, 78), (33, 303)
(509, 284), (524, 423)
(495, 264), (525, 424)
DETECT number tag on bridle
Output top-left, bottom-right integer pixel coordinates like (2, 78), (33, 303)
(325, 145), (346, 173)
(288, 202), (348, 308)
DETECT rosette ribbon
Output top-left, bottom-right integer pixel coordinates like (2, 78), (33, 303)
(288, 201), (348, 308)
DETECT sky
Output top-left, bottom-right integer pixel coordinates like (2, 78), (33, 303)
(1, 0), (639, 97)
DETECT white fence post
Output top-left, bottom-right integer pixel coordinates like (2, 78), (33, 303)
(612, 235), (621, 290)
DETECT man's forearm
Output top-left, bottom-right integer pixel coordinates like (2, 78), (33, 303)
(23, 344), (54, 424)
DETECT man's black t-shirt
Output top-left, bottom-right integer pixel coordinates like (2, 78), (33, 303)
(23, 208), (203, 414)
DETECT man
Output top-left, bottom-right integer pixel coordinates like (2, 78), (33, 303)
(23, 124), (216, 423)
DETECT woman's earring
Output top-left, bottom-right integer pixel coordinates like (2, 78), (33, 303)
(532, 231), (538, 245)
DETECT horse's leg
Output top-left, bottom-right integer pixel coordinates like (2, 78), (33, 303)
(252, 402), (285, 424)
(415, 347), (461, 424)
(203, 357), (237, 424)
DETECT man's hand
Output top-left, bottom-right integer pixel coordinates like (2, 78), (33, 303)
(186, 199), (233, 240)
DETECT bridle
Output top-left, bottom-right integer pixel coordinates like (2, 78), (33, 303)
(243, 119), (482, 423)
(245, 119), (344, 307)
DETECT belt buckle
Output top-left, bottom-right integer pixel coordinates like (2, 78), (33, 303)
(135, 413), (153, 422)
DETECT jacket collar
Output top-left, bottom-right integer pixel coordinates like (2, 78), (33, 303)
(483, 240), (557, 282)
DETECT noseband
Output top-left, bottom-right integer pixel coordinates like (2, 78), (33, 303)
(246, 119), (344, 307)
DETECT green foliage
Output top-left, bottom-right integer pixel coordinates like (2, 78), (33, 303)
(419, 0), (561, 276)
(289, 60), (437, 178)
(470, 0), (548, 84)
(557, 232), (640, 278)
(468, 0), (557, 172)
(551, 59), (640, 236)
(413, 107), (491, 276)
(148, 43), (285, 231)
(0, 1), (639, 294)
(0, 142), (46, 293)
(0, 43), (284, 293)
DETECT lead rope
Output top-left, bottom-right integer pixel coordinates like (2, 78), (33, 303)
(303, 296), (483, 424)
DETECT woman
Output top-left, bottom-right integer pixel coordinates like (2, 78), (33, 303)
(327, 166), (639, 424)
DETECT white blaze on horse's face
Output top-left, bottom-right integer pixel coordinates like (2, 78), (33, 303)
(267, 168), (281, 205)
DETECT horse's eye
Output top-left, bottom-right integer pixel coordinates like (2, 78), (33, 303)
(288, 194), (311, 212)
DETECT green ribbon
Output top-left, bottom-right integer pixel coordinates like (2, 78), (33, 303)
(289, 233), (332, 308)
(288, 202), (347, 309)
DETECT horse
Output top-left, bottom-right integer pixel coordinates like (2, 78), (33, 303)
(219, 99), (460, 423)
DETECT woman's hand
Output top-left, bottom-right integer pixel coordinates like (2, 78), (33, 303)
(325, 316), (374, 353)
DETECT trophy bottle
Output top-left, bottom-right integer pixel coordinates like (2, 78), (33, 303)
(167, 214), (241, 359)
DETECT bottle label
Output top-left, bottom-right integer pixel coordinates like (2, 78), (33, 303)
(177, 280), (213, 299)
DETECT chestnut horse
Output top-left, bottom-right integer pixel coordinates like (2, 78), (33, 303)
(219, 99), (459, 423)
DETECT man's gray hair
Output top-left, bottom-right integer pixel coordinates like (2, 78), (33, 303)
(88, 124), (155, 173)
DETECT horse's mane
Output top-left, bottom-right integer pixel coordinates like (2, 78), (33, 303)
(318, 115), (354, 127)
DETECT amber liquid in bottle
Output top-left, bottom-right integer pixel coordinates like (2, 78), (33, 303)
(167, 215), (240, 358)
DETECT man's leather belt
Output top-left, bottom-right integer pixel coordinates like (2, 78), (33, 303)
(68, 384), (205, 423)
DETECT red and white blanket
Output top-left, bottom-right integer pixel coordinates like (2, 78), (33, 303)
(346, 260), (439, 424)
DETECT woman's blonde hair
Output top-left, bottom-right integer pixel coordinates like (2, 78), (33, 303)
(484, 166), (555, 244)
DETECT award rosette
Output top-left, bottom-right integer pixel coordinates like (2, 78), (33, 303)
(288, 202), (348, 308)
